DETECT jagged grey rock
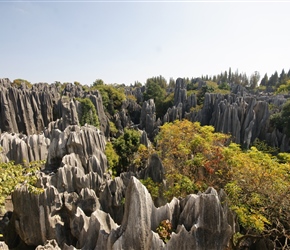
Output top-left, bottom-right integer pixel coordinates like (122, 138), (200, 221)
(0, 132), (50, 163)
(36, 239), (61, 250)
(174, 78), (187, 107)
(140, 99), (159, 140)
(143, 154), (165, 183)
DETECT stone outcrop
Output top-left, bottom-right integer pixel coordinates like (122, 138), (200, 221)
(139, 99), (161, 140)
(0, 80), (60, 135)
(0, 132), (50, 163)
(0, 79), (110, 139)
(5, 176), (234, 250)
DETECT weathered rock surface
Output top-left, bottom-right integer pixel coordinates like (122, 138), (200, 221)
(5, 176), (234, 249)
(0, 80), (60, 135)
(139, 99), (161, 140)
(0, 132), (50, 163)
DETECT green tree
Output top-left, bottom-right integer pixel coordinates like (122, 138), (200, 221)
(92, 84), (126, 116)
(275, 80), (290, 94)
(93, 79), (104, 86)
(113, 129), (140, 174)
(105, 141), (119, 176)
(268, 71), (279, 89)
(143, 80), (166, 118)
(279, 69), (288, 86)
(197, 85), (214, 105)
(249, 71), (260, 89)
(270, 99), (290, 136)
(76, 97), (100, 127)
(146, 75), (167, 89)
(260, 73), (268, 87)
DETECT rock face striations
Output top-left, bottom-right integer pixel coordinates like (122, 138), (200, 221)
(2, 121), (235, 249)
(7, 175), (235, 249)
(0, 77), (289, 249)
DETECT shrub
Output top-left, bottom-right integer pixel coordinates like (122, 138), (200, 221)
(76, 97), (99, 127)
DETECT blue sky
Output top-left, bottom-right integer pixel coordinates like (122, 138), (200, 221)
(1, 1), (290, 85)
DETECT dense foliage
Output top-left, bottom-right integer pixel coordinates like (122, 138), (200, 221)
(111, 128), (140, 175)
(0, 160), (43, 213)
(75, 97), (100, 127)
(270, 99), (290, 137)
(92, 80), (126, 116)
(152, 119), (290, 248)
(12, 78), (32, 89)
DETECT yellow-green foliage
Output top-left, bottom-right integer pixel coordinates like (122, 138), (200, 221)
(156, 120), (229, 184)
(12, 79), (32, 89)
(224, 144), (290, 233)
(133, 144), (155, 169)
(0, 160), (44, 213)
(126, 94), (137, 102)
(163, 173), (196, 201)
(275, 80), (290, 94)
(109, 121), (118, 136)
(105, 141), (119, 176)
(92, 84), (126, 115)
(140, 177), (161, 200)
(206, 81), (230, 94)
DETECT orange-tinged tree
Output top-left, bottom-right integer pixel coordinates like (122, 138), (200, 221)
(155, 120), (229, 189)
(154, 119), (290, 248)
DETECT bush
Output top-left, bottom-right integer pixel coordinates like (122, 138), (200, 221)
(92, 84), (126, 116)
(105, 142), (119, 176)
(113, 129), (140, 174)
(76, 97), (99, 127)
(0, 160), (44, 213)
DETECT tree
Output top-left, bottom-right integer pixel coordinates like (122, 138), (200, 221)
(143, 80), (166, 118)
(146, 76), (167, 89)
(156, 120), (229, 189)
(280, 99), (290, 136)
(155, 120), (290, 248)
(249, 71), (260, 89)
(93, 79), (104, 86)
(279, 69), (288, 86)
(275, 80), (290, 95)
(197, 85), (214, 105)
(91, 84), (126, 116)
(270, 98), (290, 137)
(168, 77), (175, 89)
(113, 129), (140, 174)
(75, 97), (99, 127)
(105, 141), (119, 176)
(260, 73), (268, 87)
(223, 144), (290, 248)
(268, 71), (279, 89)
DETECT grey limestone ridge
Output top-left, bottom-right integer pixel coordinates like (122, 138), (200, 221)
(0, 77), (289, 249)
(7, 177), (234, 250)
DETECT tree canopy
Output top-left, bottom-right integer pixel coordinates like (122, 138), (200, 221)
(152, 119), (290, 248)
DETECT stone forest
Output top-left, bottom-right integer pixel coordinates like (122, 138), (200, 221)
(0, 71), (290, 250)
